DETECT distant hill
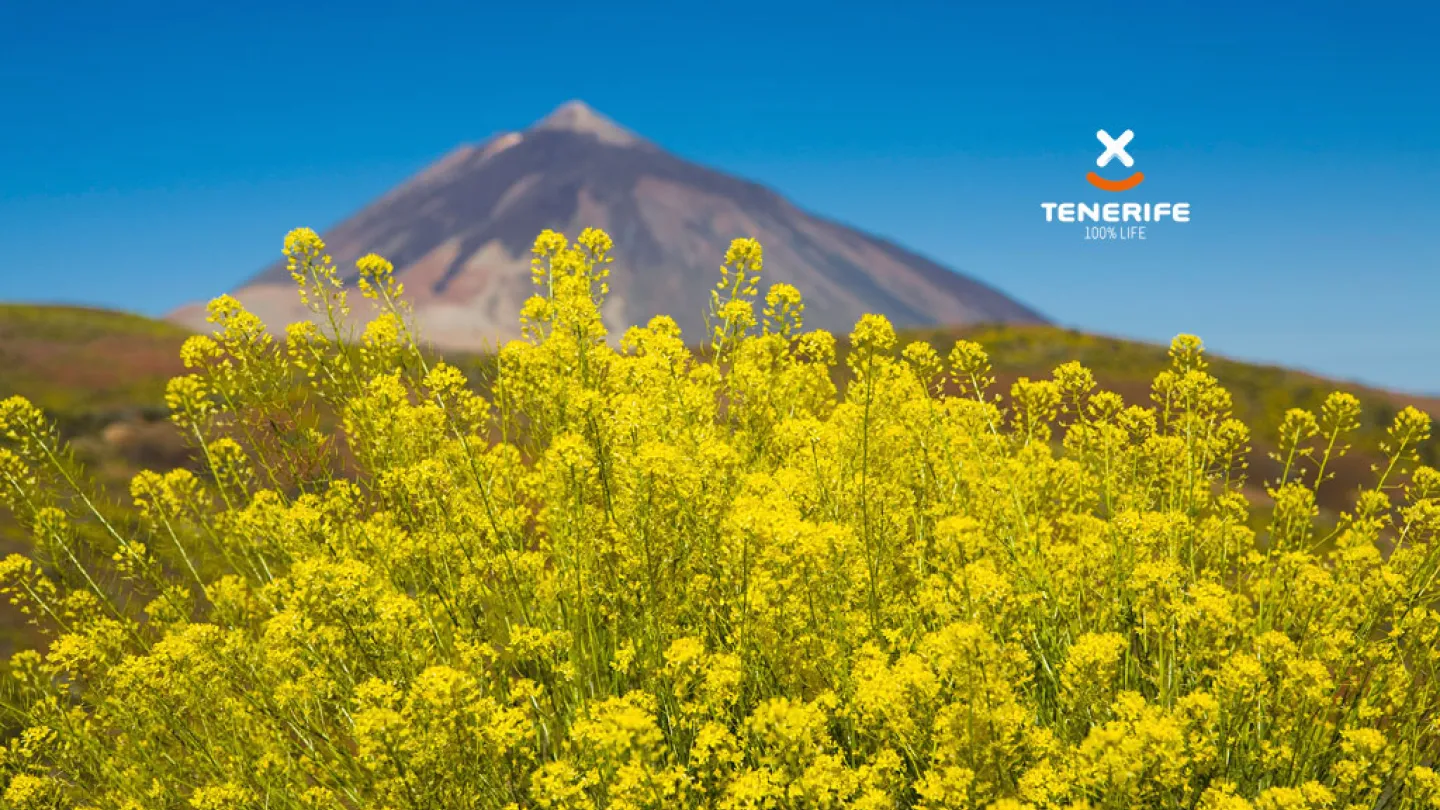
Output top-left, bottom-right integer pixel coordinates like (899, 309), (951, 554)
(0, 304), (188, 421)
(169, 100), (1047, 349)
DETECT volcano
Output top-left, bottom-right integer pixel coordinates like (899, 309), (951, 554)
(169, 101), (1047, 348)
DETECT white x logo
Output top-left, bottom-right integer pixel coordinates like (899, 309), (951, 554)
(1095, 129), (1135, 168)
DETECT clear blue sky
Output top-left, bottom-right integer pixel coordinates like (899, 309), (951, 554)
(2, 0), (1437, 393)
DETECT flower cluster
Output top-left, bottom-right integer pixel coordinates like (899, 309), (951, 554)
(0, 228), (1437, 809)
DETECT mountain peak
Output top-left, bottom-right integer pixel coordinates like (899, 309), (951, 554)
(173, 102), (1047, 349)
(529, 100), (642, 147)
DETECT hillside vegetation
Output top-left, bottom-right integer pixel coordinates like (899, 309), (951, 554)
(1, 304), (1436, 535)
(0, 304), (189, 421)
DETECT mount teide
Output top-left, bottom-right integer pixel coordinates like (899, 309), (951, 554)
(170, 101), (1047, 348)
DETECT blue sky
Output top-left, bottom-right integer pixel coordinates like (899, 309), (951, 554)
(2, 0), (1437, 393)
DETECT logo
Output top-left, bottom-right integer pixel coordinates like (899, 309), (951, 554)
(1040, 128), (1190, 241)
(1087, 129), (1144, 192)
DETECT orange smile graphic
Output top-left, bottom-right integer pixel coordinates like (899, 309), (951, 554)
(1086, 170), (1145, 192)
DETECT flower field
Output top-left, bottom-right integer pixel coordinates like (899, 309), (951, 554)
(0, 228), (1436, 809)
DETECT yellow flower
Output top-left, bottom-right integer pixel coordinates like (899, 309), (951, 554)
(0, 225), (1434, 808)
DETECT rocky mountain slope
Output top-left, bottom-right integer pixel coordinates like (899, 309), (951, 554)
(169, 101), (1046, 347)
